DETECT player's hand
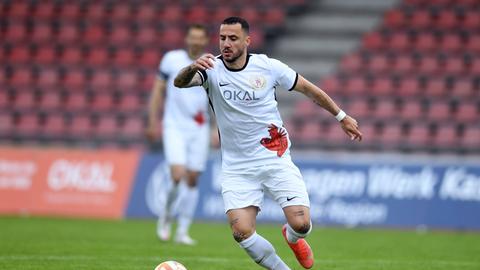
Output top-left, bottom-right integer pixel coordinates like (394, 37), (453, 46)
(192, 53), (216, 70)
(145, 124), (159, 142)
(340, 115), (362, 141)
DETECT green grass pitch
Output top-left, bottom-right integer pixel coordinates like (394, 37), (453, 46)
(1, 216), (479, 270)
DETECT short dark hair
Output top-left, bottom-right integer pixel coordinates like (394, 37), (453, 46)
(222, 17), (249, 34)
(187, 24), (208, 36)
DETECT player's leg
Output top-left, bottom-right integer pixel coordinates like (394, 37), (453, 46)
(264, 161), (314, 269)
(174, 170), (200, 245)
(227, 207), (290, 270)
(158, 127), (188, 241)
(174, 125), (209, 244)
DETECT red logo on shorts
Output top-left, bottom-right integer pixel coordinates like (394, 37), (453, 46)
(260, 124), (288, 157)
(193, 111), (205, 125)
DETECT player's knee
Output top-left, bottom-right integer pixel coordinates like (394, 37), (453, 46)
(291, 220), (312, 235)
(231, 225), (255, 242)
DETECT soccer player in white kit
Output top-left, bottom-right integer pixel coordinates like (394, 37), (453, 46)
(145, 24), (211, 245)
(175, 17), (363, 269)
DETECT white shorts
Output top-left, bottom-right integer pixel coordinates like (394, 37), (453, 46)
(162, 124), (209, 172)
(221, 160), (310, 213)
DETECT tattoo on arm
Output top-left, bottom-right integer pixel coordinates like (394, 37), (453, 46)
(174, 65), (203, 88)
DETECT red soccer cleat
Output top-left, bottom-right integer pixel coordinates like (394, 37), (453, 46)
(282, 225), (314, 269)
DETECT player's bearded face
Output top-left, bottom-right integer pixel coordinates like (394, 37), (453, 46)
(219, 24), (250, 63)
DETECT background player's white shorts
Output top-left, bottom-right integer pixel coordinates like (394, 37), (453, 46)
(221, 160), (310, 213)
(162, 124), (209, 172)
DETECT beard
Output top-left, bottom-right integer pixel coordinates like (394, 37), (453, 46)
(223, 49), (244, 63)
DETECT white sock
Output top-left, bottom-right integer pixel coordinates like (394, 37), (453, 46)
(286, 221), (312, 244)
(239, 232), (291, 270)
(177, 186), (199, 236)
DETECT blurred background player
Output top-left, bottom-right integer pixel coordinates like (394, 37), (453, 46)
(175, 17), (362, 269)
(145, 24), (211, 245)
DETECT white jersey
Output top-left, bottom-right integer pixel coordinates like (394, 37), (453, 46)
(158, 49), (209, 129)
(199, 53), (298, 170)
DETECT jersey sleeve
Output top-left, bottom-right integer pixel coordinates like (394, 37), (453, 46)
(157, 52), (171, 80)
(269, 58), (298, 91)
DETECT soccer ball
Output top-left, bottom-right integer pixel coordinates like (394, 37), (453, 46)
(155, 261), (187, 270)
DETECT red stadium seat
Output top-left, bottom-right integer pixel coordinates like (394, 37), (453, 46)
(5, 22), (27, 42)
(320, 76), (341, 95)
(398, 77), (420, 96)
(8, 46), (30, 63)
(91, 93), (113, 111)
(15, 114), (40, 136)
(389, 32), (409, 51)
(369, 54), (389, 73)
(297, 122), (323, 142)
(451, 79), (474, 97)
(60, 3), (81, 19)
(433, 125), (457, 147)
(61, 46), (83, 65)
(121, 116), (143, 138)
(0, 114), (13, 136)
(86, 48), (109, 66)
(461, 126), (480, 148)
(443, 57), (465, 74)
(347, 99), (370, 118)
(13, 91), (35, 110)
(41, 114), (66, 136)
(362, 32), (383, 50)
(37, 69), (59, 88)
(374, 100), (397, 119)
(113, 48), (135, 67)
(344, 76), (367, 95)
(455, 102), (478, 122)
(65, 93), (88, 111)
(427, 102), (451, 121)
(68, 115), (93, 137)
(294, 100), (318, 118)
(110, 26), (131, 44)
(384, 9), (405, 28)
(139, 48), (161, 67)
(437, 10), (458, 29)
(392, 55), (414, 73)
(39, 92), (61, 111)
(83, 25), (105, 44)
(116, 71), (137, 91)
(9, 1), (30, 17)
(135, 5), (157, 22)
(400, 100), (423, 120)
(441, 33), (463, 52)
(161, 5), (183, 22)
(85, 2), (106, 20)
(162, 27), (184, 49)
(57, 24), (80, 43)
(405, 124), (430, 146)
(239, 7), (261, 24)
(379, 124), (403, 145)
(186, 5), (209, 24)
(90, 70), (113, 89)
(418, 55), (438, 74)
(411, 10), (432, 28)
(212, 6), (234, 24)
(111, 3), (132, 21)
(31, 23), (53, 43)
(136, 27), (157, 45)
(466, 34), (480, 52)
(95, 115), (118, 137)
(118, 94), (141, 112)
(340, 53), (362, 72)
(34, 46), (56, 64)
(264, 8), (285, 26)
(63, 69), (86, 89)
(424, 77), (446, 96)
(10, 69), (33, 87)
(415, 34), (436, 51)
(462, 11), (480, 30)
(33, 2), (56, 20)
(371, 77), (393, 96)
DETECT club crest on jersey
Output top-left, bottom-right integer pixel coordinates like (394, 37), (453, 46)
(249, 75), (266, 90)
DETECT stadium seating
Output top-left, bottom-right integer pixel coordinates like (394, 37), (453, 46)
(0, 0), (305, 148)
(290, 0), (480, 153)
